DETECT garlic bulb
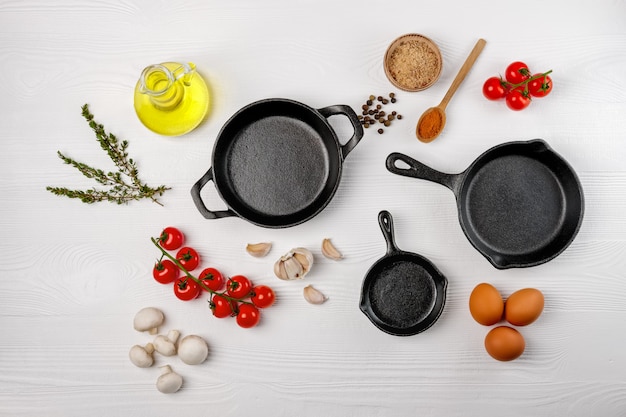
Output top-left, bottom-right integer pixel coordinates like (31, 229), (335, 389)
(321, 238), (343, 261)
(246, 242), (272, 257)
(274, 247), (314, 280)
(303, 285), (328, 305)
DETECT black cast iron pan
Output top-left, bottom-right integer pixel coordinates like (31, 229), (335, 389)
(386, 139), (584, 269)
(360, 210), (447, 336)
(191, 98), (364, 228)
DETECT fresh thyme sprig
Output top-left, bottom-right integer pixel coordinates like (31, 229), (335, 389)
(46, 104), (170, 205)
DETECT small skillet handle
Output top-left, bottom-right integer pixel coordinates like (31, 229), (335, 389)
(378, 210), (401, 255)
(386, 152), (460, 193)
(190, 167), (237, 220)
(318, 104), (364, 160)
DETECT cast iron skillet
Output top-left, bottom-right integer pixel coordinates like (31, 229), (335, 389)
(191, 98), (363, 228)
(386, 139), (584, 269)
(360, 210), (448, 336)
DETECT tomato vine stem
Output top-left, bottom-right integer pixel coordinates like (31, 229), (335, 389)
(503, 69), (553, 92)
(150, 237), (252, 306)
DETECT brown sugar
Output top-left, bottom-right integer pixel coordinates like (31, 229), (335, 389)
(386, 37), (441, 90)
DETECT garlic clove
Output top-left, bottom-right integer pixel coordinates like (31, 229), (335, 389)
(274, 258), (288, 280)
(321, 238), (343, 261)
(246, 242), (272, 257)
(303, 285), (328, 305)
(293, 247), (314, 273)
(274, 248), (314, 280)
(283, 256), (305, 280)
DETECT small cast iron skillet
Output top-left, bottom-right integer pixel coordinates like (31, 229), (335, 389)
(386, 139), (584, 269)
(360, 210), (448, 336)
(191, 98), (363, 228)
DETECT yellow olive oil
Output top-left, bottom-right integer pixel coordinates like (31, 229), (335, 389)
(134, 62), (210, 136)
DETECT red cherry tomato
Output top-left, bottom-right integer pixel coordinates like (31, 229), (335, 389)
(199, 267), (225, 292)
(482, 76), (509, 100)
(251, 285), (276, 308)
(528, 73), (553, 98)
(227, 275), (252, 299)
(505, 87), (532, 111)
(173, 277), (200, 301)
(236, 304), (260, 328)
(159, 227), (184, 251)
(176, 247), (200, 271)
(153, 259), (179, 284)
(505, 61), (531, 84)
(211, 295), (236, 318)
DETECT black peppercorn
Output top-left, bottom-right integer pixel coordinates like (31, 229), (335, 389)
(377, 128), (384, 134)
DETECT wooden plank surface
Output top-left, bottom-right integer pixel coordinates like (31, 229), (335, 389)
(1, 1), (625, 416)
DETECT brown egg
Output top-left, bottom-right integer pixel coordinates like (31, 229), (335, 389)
(504, 288), (544, 326)
(469, 283), (504, 326)
(484, 326), (525, 361)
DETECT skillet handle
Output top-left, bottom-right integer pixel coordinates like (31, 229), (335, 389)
(190, 167), (237, 220)
(386, 152), (460, 192)
(378, 210), (401, 254)
(318, 104), (364, 160)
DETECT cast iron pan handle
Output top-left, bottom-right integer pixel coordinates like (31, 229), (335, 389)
(190, 167), (237, 220)
(378, 210), (401, 255)
(386, 152), (461, 193)
(318, 105), (364, 160)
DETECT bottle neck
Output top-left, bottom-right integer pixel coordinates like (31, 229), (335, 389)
(139, 65), (185, 111)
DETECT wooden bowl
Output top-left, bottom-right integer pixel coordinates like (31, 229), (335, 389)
(384, 34), (443, 92)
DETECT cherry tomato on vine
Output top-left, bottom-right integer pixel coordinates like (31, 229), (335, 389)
(528, 73), (553, 97)
(505, 87), (532, 111)
(199, 267), (225, 292)
(251, 285), (276, 308)
(505, 61), (531, 84)
(227, 275), (252, 299)
(153, 259), (179, 284)
(176, 247), (200, 271)
(211, 295), (236, 318)
(236, 304), (260, 328)
(173, 277), (200, 301)
(482, 76), (510, 100)
(159, 227), (184, 251)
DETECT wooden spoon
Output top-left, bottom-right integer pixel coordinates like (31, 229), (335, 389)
(416, 38), (487, 143)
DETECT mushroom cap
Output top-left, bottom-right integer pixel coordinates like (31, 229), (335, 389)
(177, 335), (209, 365)
(133, 307), (165, 333)
(153, 335), (177, 356)
(129, 344), (154, 368)
(156, 366), (183, 393)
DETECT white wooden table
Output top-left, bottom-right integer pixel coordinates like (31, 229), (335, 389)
(2, 1), (625, 416)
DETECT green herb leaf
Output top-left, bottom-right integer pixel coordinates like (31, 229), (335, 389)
(46, 104), (171, 206)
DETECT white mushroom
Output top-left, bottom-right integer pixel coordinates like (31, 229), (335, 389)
(153, 330), (180, 357)
(129, 343), (155, 368)
(156, 365), (183, 394)
(177, 335), (209, 365)
(133, 307), (165, 335)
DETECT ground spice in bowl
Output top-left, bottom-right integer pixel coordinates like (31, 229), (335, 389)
(384, 34), (442, 92)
